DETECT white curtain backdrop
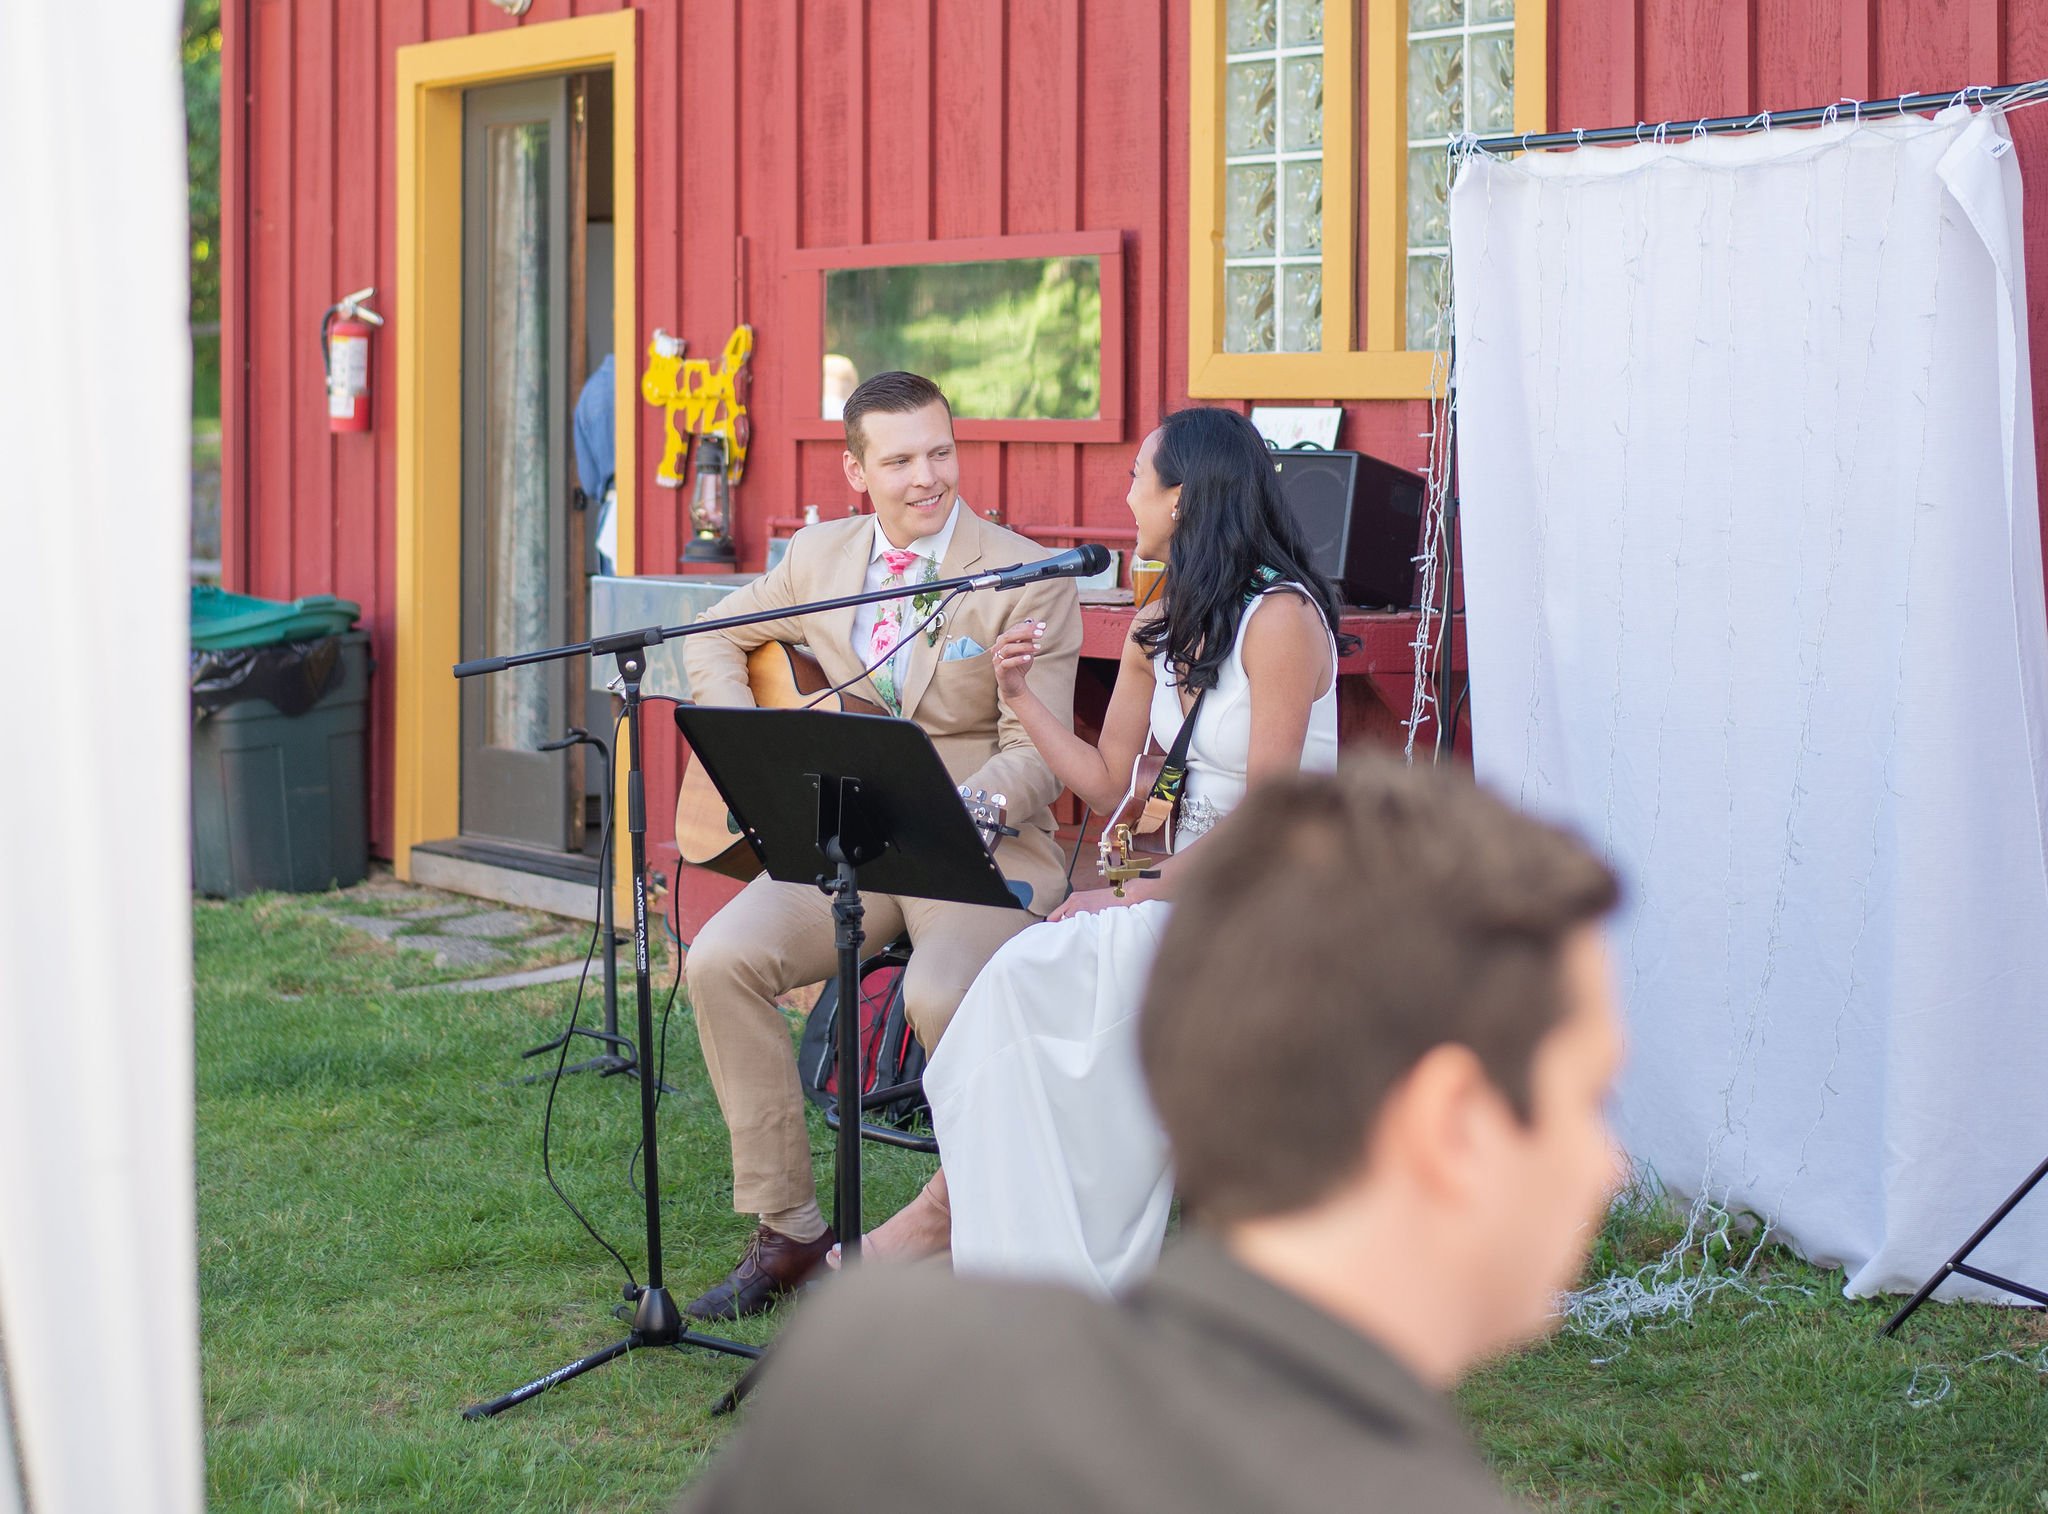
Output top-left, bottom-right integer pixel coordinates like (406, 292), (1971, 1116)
(1452, 108), (2048, 1300)
(0, 1), (203, 1508)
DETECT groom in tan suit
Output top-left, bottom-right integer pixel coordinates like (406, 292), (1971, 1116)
(677, 371), (1082, 1318)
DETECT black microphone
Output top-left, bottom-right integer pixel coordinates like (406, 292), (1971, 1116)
(969, 543), (1112, 590)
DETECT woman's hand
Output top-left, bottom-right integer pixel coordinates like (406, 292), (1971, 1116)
(991, 618), (1047, 702)
(1048, 886), (1128, 922)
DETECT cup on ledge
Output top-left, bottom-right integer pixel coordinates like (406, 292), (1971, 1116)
(1131, 558), (1167, 610)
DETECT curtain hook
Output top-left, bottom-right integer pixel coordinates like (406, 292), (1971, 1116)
(1634, 121), (1647, 144)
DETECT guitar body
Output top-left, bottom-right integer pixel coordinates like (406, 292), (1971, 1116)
(675, 643), (884, 879)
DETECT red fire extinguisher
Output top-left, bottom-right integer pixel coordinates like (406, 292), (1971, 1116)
(321, 287), (384, 433)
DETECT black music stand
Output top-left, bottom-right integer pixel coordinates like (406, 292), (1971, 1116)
(671, 704), (1021, 1261)
(461, 638), (761, 1419)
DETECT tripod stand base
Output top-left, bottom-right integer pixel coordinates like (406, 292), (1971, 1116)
(462, 1285), (762, 1419)
(1881, 1152), (2048, 1336)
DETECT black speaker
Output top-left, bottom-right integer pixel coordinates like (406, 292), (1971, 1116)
(1270, 448), (1425, 610)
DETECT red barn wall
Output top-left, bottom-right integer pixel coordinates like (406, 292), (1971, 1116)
(222, 0), (2048, 862)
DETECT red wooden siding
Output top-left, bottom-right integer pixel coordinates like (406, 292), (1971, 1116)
(222, 0), (2048, 864)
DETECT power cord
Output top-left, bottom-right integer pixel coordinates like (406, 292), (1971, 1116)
(535, 707), (639, 1292)
(625, 692), (694, 1204)
(626, 863), (689, 1202)
(797, 586), (969, 710)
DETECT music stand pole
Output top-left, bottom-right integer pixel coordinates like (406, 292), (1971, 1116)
(463, 637), (760, 1420)
(823, 839), (867, 1257)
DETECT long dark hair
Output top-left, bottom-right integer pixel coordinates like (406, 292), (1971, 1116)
(1133, 407), (1355, 691)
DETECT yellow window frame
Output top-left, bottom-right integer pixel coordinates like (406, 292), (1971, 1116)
(1188, 0), (1546, 400)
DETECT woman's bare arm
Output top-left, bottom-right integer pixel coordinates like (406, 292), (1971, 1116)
(992, 617), (1160, 813)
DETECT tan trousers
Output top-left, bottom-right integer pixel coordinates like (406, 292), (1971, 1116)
(685, 873), (1036, 1215)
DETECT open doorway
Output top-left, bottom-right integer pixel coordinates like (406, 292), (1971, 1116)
(443, 68), (616, 877)
(391, 12), (637, 902)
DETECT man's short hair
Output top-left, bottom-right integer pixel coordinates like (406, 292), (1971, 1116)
(1138, 756), (1620, 1224)
(841, 371), (953, 459)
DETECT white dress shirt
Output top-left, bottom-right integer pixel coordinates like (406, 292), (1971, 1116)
(850, 501), (962, 695)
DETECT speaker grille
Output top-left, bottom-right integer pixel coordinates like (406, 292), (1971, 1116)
(1271, 449), (1425, 609)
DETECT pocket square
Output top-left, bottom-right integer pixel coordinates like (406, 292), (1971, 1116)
(941, 635), (988, 661)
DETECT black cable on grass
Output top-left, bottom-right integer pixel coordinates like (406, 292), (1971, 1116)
(626, 871), (687, 1203)
(537, 707), (637, 1291)
(622, 694), (693, 1205)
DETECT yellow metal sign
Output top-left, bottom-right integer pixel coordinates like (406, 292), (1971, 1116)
(641, 324), (753, 488)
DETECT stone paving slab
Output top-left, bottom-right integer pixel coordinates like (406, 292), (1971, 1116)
(398, 934), (512, 970)
(319, 912), (411, 942)
(309, 867), (605, 978)
(433, 909), (534, 940)
(397, 958), (600, 995)
(390, 902), (474, 921)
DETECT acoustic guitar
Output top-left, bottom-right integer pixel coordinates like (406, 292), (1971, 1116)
(674, 642), (1011, 880)
(1098, 746), (1173, 898)
(674, 642), (880, 879)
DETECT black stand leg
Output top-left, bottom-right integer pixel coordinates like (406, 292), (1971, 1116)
(465, 648), (762, 1419)
(1881, 1153), (2048, 1337)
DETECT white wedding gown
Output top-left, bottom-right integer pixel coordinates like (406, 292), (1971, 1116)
(925, 587), (1339, 1294)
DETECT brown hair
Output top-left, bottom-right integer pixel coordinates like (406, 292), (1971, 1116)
(1138, 756), (1620, 1224)
(841, 370), (953, 459)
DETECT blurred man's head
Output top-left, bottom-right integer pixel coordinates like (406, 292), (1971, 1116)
(1139, 757), (1624, 1382)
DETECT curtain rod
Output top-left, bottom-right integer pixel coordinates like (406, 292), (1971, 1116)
(1467, 79), (2048, 155)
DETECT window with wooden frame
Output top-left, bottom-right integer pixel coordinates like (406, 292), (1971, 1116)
(1188, 0), (1546, 399)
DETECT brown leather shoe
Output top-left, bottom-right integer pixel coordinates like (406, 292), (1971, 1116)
(684, 1223), (838, 1320)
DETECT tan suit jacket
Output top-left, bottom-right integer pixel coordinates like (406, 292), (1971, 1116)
(679, 508), (1082, 912)
(680, 1234), (1521, 1513)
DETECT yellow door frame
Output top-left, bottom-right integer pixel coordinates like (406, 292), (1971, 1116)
(392, 12), (638, 880)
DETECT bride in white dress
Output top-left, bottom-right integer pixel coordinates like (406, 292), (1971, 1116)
(850, 406), (1351, 1293)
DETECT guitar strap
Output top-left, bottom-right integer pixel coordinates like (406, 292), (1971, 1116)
(1136, 568), (1279, 839)
(1148, 686), (1208, 811)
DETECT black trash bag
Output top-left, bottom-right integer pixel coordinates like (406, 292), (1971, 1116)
(191, 635), (344, 718)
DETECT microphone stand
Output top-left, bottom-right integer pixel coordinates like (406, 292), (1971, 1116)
(456, 547), (1101, 1418)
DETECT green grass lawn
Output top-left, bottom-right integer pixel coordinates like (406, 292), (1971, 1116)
(197, 887), (2046, 1513)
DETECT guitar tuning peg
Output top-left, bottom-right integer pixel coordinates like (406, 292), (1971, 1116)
(991, 793), (1007, 809)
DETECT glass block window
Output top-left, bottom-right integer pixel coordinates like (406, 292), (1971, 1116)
(1406, 0), (1513, 347)
(1222, 0), (1325, 353)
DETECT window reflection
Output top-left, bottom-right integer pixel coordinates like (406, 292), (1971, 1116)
(821, 256), (1103, 422)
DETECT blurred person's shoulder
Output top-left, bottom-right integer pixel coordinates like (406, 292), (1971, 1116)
(679, 1244), (1519, 1514)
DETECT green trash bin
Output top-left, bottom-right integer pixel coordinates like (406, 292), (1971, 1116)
(191, 588), (371, 897)
(191, 584), (361, 650)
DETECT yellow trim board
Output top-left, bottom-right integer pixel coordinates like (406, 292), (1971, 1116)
(1188, 0), (1546, 401)
(392, 11), (638, 884)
